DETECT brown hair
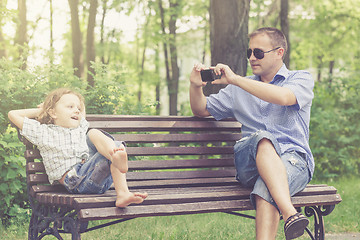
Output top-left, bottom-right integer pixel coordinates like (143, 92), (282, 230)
(249, 27), (288, 58)
(36, 88), (84, 124)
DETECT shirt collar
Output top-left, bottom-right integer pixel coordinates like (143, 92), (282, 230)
(253, 64), (289, 83)
(274, 64), (289, 80)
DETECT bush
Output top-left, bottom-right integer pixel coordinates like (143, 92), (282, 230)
(310, 74), (360, 180)
(0, 128), (29, 226)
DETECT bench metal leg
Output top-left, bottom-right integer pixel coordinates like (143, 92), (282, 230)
(28, 203), (86, 240)
(304, 205), (336, 240)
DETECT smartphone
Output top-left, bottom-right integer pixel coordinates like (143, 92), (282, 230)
(200, 69), (221, 82)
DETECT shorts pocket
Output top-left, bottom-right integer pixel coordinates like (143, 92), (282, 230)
(89, 159), (111, 184)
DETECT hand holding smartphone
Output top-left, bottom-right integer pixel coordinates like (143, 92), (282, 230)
(200, 69), (222, 82)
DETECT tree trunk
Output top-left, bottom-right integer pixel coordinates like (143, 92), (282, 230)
(280, 0), (290, 67)
(0, 27), (5, 58)
(86, 0), (98, 87)
(137, 10), (150, 104)
(68, 0), (83, 78)
(49, 0), (54, 64)
(15, 0), (28, 69)
(100, 0), (108, 64)
(0, 0), (7, 58)
(157, 0), (171, 113)
(328, 60), (335, 88)
(155, 44), (161, 115)
(168, 0), (181, 116)
(206, 0), (250, 96)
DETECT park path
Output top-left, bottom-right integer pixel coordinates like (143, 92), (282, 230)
(326, 233), (360, 239)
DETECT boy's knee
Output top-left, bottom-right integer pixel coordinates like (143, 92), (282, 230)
(87, 129), (102, 139)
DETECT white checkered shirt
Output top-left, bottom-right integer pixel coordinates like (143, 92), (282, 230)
(21, 117), (90, 184)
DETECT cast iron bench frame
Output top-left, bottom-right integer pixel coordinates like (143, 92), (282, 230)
(16, 115), (342, 240)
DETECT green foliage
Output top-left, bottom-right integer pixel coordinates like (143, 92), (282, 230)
(310, 74), (360, 180)
(85, 61), (158, 115)
(0, 127), (29, 226)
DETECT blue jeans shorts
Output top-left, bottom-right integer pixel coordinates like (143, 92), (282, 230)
(234, 130), (311, 210)
(63, 131), (125, 194)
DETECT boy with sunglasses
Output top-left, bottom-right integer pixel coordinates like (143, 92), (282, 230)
(189, 27), (314, 240)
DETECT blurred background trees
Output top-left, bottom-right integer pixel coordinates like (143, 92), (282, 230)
(1, 0), (360, 225)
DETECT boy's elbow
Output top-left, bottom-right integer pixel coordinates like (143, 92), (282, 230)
(8, 111), (15, 122)
(8, 110), (23, 129)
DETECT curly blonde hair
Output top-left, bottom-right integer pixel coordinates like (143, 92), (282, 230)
(36, 88), (85, 124)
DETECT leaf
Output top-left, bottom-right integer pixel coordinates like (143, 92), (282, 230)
(0, 140), (7, 148)
(6, 168), (16, 179)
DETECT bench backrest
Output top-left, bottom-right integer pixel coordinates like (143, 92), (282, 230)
(23, 115), (242, 196)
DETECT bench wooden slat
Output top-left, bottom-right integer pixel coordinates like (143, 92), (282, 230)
(86, 115), (235, 122)
(25, 147), (235, 161)
(291, 194), (342, 207)
(25, 149), (41, 159)
(28, 173), (49, 184)
(73, 189), (253, 210)
(126, 169), (236, 181)
(27, 161), (46, 173)
(79, 199), (253, 220)
(89, 120), (241, 132)
(27, 158), (235, 173)
(127, 177), (238, 189)
(27, 169), (237, 186)
(29, 184), (66, 197)
(126, 146), (234, 156)
(114, 133), (242, 143)
(128, 158), (235, 170)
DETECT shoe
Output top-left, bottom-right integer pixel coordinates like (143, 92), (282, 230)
(284, 212), (309, 240)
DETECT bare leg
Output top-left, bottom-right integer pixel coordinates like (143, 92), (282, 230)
(88, 129), (128, 173)
(255, 195), (280, 240)
(255, 139), (297, 231)
(88, 129), (148, 207)
(110, 165), (148, 207)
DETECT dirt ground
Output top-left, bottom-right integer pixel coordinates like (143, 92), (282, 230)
(326, 233), (360, 240)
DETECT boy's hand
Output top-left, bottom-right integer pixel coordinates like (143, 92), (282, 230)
(37, 102), (44, 109)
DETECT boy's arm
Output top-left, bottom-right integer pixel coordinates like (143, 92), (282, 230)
(8, 108), (42, 130)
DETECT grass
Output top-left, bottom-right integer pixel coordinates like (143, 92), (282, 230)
(1, 176), (359, 240)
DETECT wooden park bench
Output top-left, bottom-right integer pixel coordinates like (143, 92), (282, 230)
(16, 115), (342, 240)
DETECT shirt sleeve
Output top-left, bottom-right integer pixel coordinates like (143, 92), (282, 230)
(21, 117), (45, 146)
(80, 117), (89, 131)
(206, 85), (235, 120)
(282, 70), (314, 110)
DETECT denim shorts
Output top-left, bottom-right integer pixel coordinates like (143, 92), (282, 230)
(63, 131), (125, 194)
(234, 130), (310, 210)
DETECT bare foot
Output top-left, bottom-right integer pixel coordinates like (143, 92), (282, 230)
(111, 148), (128, 173)
(115, 192), (148, 208)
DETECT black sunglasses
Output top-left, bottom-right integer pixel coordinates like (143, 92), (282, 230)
(247, 47), (280, 59)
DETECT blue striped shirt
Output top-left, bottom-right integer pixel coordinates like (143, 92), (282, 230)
(206, 64), (315, 177)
